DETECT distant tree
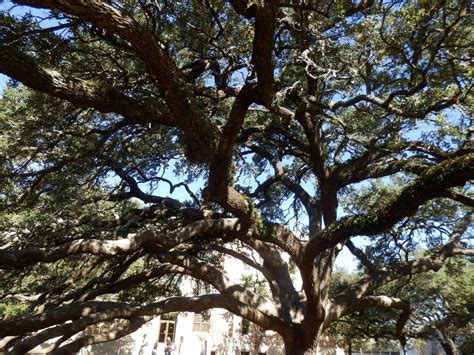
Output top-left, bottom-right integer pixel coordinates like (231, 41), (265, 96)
(325, 268), (374, 354)
(326, 260), (473, 355)
(0, 1), (473, 354)
(402, 259), (473, 355)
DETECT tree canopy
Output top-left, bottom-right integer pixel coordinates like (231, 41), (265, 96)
(403, 259), (473, 355)
(0, 0), (472, 354)
(326, 260), (473, 355)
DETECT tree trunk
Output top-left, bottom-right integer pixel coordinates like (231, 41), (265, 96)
(438, 336), (460, 355)
(284, 330), (319, 355)
(284, 345), (309, 355)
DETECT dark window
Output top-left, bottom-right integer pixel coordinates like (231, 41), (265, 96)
(258, 353), (267, 355)
(158, 320), (175, 342)
(241, 352), (250, 355)
(210, 352), (217, 355)
(241, 319), (250, 335)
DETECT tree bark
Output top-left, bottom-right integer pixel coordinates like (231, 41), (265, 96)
(284, 340), (311, 355)
(438, 335), (460, 355)
(284, 328), (320, 355)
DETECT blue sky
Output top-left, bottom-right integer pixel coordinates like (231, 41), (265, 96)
(0, 75), (7, 95)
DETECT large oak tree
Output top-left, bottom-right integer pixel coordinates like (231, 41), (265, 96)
(0, 1), (472, 354)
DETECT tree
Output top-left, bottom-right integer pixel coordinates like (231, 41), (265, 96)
(325, 268), (375, 354)
(401, 258), (473, 355)
(0, 0), (473, 354)
(326, 259), (474, 355)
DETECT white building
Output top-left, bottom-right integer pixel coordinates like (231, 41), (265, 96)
(76, 308), (345, 355)
(74, 248), (346, 355)
(27, 246), (442, 355)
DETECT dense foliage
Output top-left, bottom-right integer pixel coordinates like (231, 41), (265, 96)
(0, 0), (472, 354)
(327, 260), (473, 354)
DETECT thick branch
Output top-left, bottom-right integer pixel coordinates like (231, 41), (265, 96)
(350, 295), (411, 340)
(329, 212), (472, 321)
(2, 294), (289, 353)
(306, 154), (473, 259)
(345, 240), (376, 274)
(206, 85), (254, 222)
(0, 218), (241, 269)
(13, 0), (220, 161)
(0, 46), (171, 126)
(51, 316), (151, 355)
(160, 251), (281, 317)
(237, 236), (301, 317)
(251, 1), (278, 104)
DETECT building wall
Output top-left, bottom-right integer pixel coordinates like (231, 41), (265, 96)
(74, 249), (343, 355)
(77, 317), (161, 355)
(77, 311), (351, 355)
(66, 250), (422, 355)
(160, 309), (286, 355)
(76, 309), (355, 355)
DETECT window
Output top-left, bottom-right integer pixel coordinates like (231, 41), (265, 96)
(192, 312), (210, 332)
(240, 352), (250, 355)
(158, 320), (175, 343)
(241, 319), (250, 335)
(258, 353), (267, 355)
(210, 352), (216, 355)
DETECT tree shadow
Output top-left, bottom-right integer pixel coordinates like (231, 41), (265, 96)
(212, 311), (285, 355)
(77, 335), (135, 355)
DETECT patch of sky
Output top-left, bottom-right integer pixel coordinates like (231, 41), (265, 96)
(0, 1), (76, 97)
(232, 149), (376, 272)
(1, 0), (70, 37)
(2, 0), (49, 18)
(234, 152), (361, 271)
(0, 74), (8, 97)
(403, 107), (466, 150)
(336, 236), (369, 273)
(138, 157), (206, 205)
(229, 67), (249, 87)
